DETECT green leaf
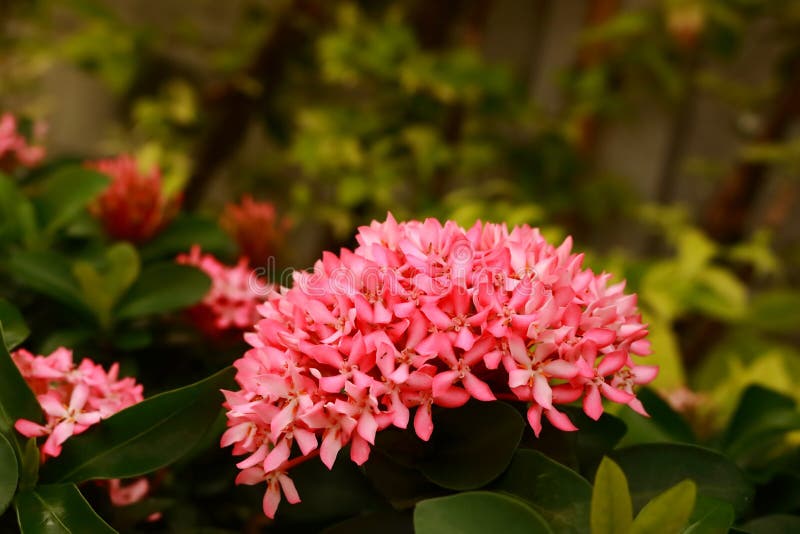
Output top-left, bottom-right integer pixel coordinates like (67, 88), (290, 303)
(723, 385), (795, 449)
(414, 491), (553, 534)
(617, 388), (696, 447)
(419, 401), (525, 490)
(139, 214), (233, 261)
(0, 432), (19, 515)
(492, 449), (591, 534)
(0, 174), (38, 247)
(0, 299), (30, 350)
(631, 479), (696, 534)
(14, 483), (116, 533)
(115, 263), (210, 320)
(591, 457), (632, 534)
(0, 324), (43, 451)
(40, 367), (234, 483)
(323, 509), (413, 534)
(32, 166), (108, 235)
(746, 291), (800, 334)
(740, 514), (800, 534)
(72, 243), (140, 327)
(684, 497), (735, 534)
(6, 251), (92, 317)
(609, 444), (752, 516)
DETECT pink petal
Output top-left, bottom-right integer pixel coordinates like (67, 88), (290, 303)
(349, 434), (371, 465)
(463, 373), (496, 401)
(527, 404), (543, 437)
(235, 467), (266, 485)
(294, 428), (318, 455)
(14, 419), (48, 438)
(583, 385), (603, 421)
(508, 369), (530, 389)
(262, 484), (281, 519)
(431, 370), (458, 398)
(597, 350), (627, 376)
(357, 412), (378, 444)
(320, 432), (343, 469)
(632, 365), (659, 384)
(533, 374), (553, 410)
(263, 439), (291, 472)
(584, 328), (616, 347)
(414, 405), (434, 441)
(542, 359), (579, 379)
(544, 408), (578, 432)
(278, 473), (301, 504)
(51, 420), (75, 447)
(600, 382), (634, 404)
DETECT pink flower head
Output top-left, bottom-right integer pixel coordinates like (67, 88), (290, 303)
(177, 246), (277, 338)
(87, 155), (180, 243)
(221, 195), (291, 266)
(0, 113), (45, 172)
(222, 214), (656, 518)
(13, 347), (151, 507)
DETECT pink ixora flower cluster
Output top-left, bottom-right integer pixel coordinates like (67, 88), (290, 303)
(0, 112), (45, 172)
(222, 215), (657, 518)
(13, 347), (149, 506)
(177, 246), (275, 337)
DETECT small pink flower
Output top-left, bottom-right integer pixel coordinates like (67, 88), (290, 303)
(177, 246), (276, 338)
(0, 113), (45, 172)
(87, 155), (180, 243)
(221, 214), (656, 519)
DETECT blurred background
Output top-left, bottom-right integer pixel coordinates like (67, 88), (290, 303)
(1, 0), (800, 528)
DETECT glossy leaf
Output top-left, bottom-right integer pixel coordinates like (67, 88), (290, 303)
(0, 432), (18, 515)
(591, 457), (632, 534)
(0, 324), (44, 450)
(609, 444), (752, 515)
(72, 243), (140, 327)
(0, 298), (30, 350)
(740, 514), (800, 534)
(14, 484), (116, 533)
(617, 388), (695, 447)
(414, 491), (553, 534)
(419, 401), (525, 490)
(684, 497), (735, 534)
(32, 166), (108, 234)
(492, 449), (591, 534)
(6, 251), (92, 317)
(40, 367), (234, 483)
(115, 262), (210, 319)
(631, 479), (696, 534)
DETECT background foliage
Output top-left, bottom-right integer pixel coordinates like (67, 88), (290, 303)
(1, 0), (799, 532)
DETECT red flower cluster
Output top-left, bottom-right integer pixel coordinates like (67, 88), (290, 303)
(0, 113), (45, 172)
(222, 215), (656, 517)
(221, 195), (291, 266)
(88, 155), (179, 243)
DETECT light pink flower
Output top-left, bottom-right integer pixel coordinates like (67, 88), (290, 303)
(222, 214), (656, 518)
(0, 113), (45, 172)
(177, 246), (276, 338)
(13, 347), (150, 507)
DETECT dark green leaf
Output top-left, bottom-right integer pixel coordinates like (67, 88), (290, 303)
(740, 514), (800, 534)
(14, 483), (116, 533)
(115, 263), (210, 319)
(363, 449), (444, 509)
(492, 449), (591, 534)
(40, 367), (234, 483)
(72, 243), (140, 327)
(0, 174), (38, 247)
(323, 509), (413, 534)
(591, 457), (632, 534)
(414, 491), (553, 534)
(610, 444), (752, 516)
(631, 479), (696, 534)
(6, 251), (92, 317)
(419, 401), (525, 490)
(618, 388), (696, 447)
(32, 166), (108, 234)
(0, 299), (30, 350)
(139, 214), (233, 261)
(0, 324), (43, 451)
(684, 497), (735, 534)
(0, 433), (18, 515)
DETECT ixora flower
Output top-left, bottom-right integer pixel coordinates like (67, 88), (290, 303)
(177, 246), (276, 337)
(13, 347), (150, 506)
(221, 215), (656, 518)
(221, 195), (291, 266)
(0, 112), (45, 172)
(87, 155), (180, 243)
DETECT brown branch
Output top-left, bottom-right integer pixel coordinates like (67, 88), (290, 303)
(702, 53), (800, 243)
(183, 0), (326, 209)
